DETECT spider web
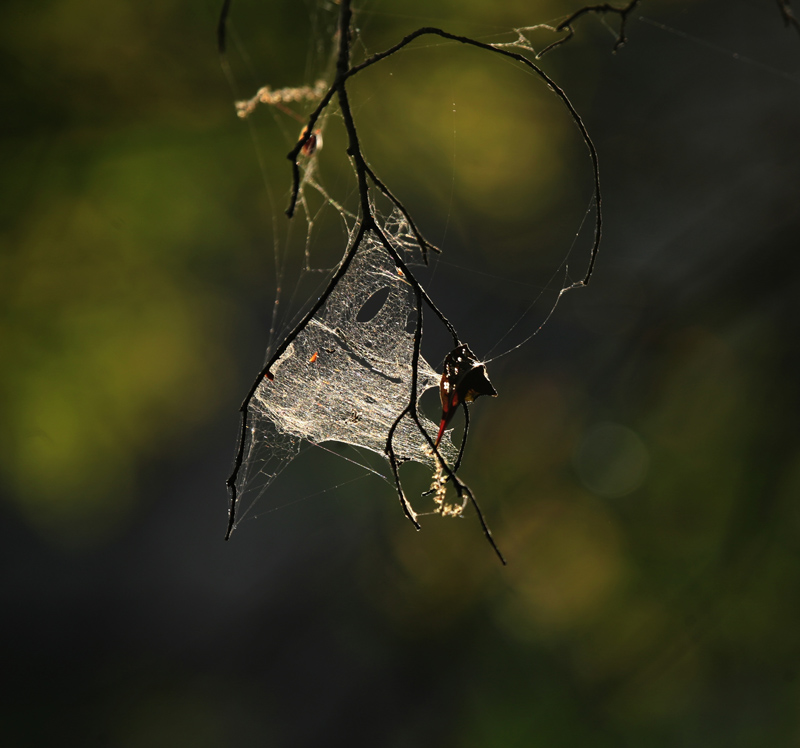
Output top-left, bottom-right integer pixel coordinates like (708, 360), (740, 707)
(232, 208), (459, 527)
(221, 5), (471, 535)
(221, 1), (603, 557)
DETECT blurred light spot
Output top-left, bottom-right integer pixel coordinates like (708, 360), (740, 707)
(499, 494), (626, 636)
(574, 422), (650, 497)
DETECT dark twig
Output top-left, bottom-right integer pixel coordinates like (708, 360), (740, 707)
(363, 163), (440, 263)
(368, 222), (500, 553)
(217, 0), (233, 53)
(398, 389), (507, 565)
(225, 221), (370, 539)
(537, 1), (641, 58)
(286, 87), (340, 217)
(384, 282), (426, 531)
(371, 224), (460, 344)
(453, 403), (470, 475)
(384, 278), (506, 564)
(288, 25), (602, 289)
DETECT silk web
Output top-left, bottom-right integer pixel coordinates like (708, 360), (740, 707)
(218, 0), (609, 562)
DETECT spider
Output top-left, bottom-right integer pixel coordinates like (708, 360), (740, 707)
(434, 344), (497, 448)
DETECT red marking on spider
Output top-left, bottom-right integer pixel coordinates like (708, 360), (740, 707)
(434, 344), (497, 448)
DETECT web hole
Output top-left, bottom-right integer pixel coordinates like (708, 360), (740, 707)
(356, 286), (391, 323)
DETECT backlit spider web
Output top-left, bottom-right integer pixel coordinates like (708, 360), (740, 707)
(221, 4), (473, 537)
(230, 207), (459, 528)
(220, 0), (602, 560)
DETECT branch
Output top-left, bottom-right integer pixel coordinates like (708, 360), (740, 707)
(363, 163), (440, 263)
(225, 221), (370, 540)
(288, 25), (602, 289)
(537, 1), (642, 58)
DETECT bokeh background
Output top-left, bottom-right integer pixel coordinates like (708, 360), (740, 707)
(3, 0), (800, 745)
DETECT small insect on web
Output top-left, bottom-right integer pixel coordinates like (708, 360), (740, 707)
(219, 0), (603, 565)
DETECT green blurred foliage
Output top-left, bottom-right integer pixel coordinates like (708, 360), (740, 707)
(0, 0), (247, 544)
(2, 0), (800, 746)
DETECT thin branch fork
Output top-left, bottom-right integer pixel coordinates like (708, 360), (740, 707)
(537, 0), (642, 57)
(287, 23), (602, 289)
